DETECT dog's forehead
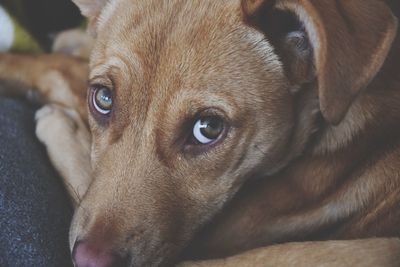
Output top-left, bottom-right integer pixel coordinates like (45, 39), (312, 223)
(94, 0), (247, 63)
(91, 0), (279, 85)
(89, 0), (284, 145)
(90, 0), (272, 94)
(97, 0), (240, 33)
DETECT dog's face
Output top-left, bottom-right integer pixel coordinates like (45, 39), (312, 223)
(70, 0), (397, 266)
(72, 1), (297, 265)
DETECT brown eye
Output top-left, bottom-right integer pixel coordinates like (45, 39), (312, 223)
(192, 116), (224, 144)
(92, 86), (113, 115)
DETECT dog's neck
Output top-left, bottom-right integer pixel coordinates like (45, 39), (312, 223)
(272, 30), (400, 239)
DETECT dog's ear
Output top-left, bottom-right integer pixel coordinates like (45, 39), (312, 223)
(72, 0), (107, 18)
(242, 0), (398, 124)
(72, 0), (109, 33)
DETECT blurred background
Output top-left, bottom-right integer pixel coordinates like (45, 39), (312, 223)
(0, 0), (83, 51)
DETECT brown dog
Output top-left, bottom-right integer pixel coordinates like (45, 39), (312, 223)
(1, 0), (400, 266)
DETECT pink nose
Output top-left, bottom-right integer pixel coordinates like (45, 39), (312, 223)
(72, 240), (126, 267)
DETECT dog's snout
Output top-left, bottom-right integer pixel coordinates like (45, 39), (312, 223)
(72, 240), (128, 267)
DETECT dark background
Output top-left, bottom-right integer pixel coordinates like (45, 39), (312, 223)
(0, 0), (83, 50)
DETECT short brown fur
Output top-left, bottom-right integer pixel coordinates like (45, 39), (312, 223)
(0, 0), (400, 266)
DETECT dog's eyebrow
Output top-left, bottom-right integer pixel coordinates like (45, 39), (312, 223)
(90, 55), (141, 82)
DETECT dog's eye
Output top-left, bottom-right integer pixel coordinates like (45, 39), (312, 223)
(93, 86), (113, 115)
(192, 116), (224, 145)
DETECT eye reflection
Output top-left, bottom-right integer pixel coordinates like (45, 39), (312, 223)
(93, 86), (113, 115)
(192, 116), (224, 145)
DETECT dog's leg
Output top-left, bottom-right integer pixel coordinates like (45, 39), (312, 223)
(0, 53), (89, 120)
(35, 104), (92, 207)
(180, 238), (400, 267)
(0, 54), (91, 205)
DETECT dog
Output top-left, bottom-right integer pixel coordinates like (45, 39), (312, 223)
(1, 0), (400, 266)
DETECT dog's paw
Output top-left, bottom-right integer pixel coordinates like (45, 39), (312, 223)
(35, 104), (81, 145)
(35, 104), (92, 204)
(35, 104), (56, 122)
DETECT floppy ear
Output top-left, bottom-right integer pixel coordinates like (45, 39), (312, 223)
(242, 0), (398, 124)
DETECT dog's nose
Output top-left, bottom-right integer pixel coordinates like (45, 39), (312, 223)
(72, 240), (127, 267)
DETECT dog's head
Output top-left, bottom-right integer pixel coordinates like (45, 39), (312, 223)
(70, 0), (397, 266)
